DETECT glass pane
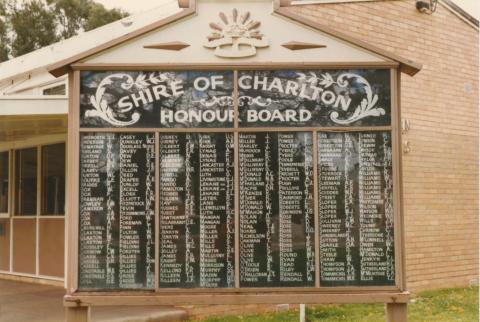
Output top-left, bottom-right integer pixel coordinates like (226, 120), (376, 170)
(159, 133), (235, 288)
(239, 132), (315, 287)
(0, 219), (10, 271)
(43, 84), (66, 96)
(0, 152), (8, 213)
(42, 143), (66, 215)
(80, 71), (234, 129)
(317, 131), (395, 286)
(15, 148), (37, 216)
(78, 133), (155, 290)
(238, 69), (391, 128)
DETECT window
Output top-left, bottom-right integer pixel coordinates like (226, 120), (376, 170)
(0, 152), (8, 214)
(3, 143), (66, 279)
(42, 84), (66, 96)
(15, 148), (37, 215)
(42, 143), (66, 215)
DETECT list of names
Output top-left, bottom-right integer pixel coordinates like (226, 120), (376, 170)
(78, 133), (155, 290)
(159, 133), (235, 288)
(318, 132), (395, 286)
(239, 132), (314, 287)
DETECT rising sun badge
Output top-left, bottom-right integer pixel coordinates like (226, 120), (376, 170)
(203, 9), (269, 58)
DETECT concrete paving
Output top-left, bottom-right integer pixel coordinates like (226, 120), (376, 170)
(0, 279), (187, 322)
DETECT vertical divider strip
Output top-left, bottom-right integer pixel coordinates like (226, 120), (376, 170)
(312, 131), (320, 288)
(391, 68), (405, 291)
(155, 132), (160, 291)
(9, 150), (14, 273)
(233, 70), (240, 289)
(36, 145), (41, 276)
(68, 70), (81, 293)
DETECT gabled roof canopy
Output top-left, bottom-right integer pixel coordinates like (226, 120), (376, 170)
(0, 0), (182, 85)
(47, 0), (421, 77)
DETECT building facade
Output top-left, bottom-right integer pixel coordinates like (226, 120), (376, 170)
(0, 0), (477, 295)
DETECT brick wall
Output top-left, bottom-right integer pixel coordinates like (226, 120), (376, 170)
(181, 4), (478, 317)
(289, 0), (479, 291)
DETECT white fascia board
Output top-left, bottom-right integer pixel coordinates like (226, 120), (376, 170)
(290, 0), (395, 4)
(0, 97), (68, 115)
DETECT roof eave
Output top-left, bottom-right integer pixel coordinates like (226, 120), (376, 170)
(48, 5), (196, 77)
(273, 4), (422, 76)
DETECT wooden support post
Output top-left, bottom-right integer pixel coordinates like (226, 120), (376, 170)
(65, 307), (90, 322)
(385, 303), (407, 322)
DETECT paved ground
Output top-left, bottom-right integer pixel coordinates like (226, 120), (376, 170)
(0, 279), (187, 322)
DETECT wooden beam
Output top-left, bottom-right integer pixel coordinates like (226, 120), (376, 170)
(178, 0), (190, 8)
(65, 307), (90, 322)
(64, 292), (410, 307)
(70, 62), (399, 71)
(273, 0), (291, 10)
(385, 303), (408, 322)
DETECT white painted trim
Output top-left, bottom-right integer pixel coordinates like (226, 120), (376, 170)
(290, 0), (400, 5)
(9, 152), (13, 273)
(289, 0), (479, 31)
(0, 97), (68, 116)
(0, 134), (67, 151)
(39, 215), (66, 219)
(439, 0), (479, 30)
(36, 145), (41, 276)
(0, 96), (67, 100)
(0, 270), (64, 282)
(64, 139), (68, 289)
(9, 217), (13, 272)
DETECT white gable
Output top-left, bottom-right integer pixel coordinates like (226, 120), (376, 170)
(83, 0), (389, 65)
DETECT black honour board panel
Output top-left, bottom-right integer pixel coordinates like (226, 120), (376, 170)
(78, 133), (155, 290)
(239, 132), (315, 287)
(318, 131), (395, 286)
(159, 133), (235, 288)
(238, 69), (391, 128)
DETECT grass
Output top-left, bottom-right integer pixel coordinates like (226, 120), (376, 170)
(191, 286), (479, 322)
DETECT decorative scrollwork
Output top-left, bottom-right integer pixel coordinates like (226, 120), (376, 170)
(238, 96), (274, 107)
(194, 95), (275, 107)
(193, 96), (234, 107)
(297, 72), (385, 125)
(86, 72), (169, 126)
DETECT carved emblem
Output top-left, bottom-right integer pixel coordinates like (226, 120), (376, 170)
(204, 9), (269, 58)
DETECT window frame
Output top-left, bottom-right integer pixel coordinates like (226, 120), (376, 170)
(0, 149), (11, 218)
(41, 142), (67, 217)
(0, 137), (66, 281)
(40, 81), (68, 97)
(290, 0), (388, 5)
(13, 146), (39, 218)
